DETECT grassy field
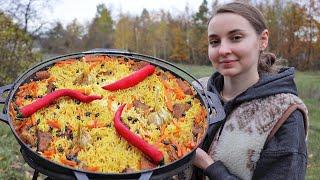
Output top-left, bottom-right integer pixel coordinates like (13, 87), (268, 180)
(0, 64), (319, 179)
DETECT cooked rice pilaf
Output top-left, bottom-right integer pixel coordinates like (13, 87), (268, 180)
(10, 55), (207, 173)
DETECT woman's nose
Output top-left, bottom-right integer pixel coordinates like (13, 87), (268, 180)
(218, 41), (232, 56)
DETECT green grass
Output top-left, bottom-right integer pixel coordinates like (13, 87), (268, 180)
(295, 71), (320, 100)
(294, 71), (320, 180)
(305, 98), (320, 180)
(0, 65), (319, 179)
(0, 117), (33, 179)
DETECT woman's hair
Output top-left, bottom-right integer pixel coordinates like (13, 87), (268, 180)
(210, 2), (279, 74)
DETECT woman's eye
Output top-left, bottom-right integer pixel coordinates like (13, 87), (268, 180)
(231, 35), (243, 41)
(209, 39), (220, 46)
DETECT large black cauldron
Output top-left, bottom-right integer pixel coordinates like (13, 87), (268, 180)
(0, 49), (225, 180)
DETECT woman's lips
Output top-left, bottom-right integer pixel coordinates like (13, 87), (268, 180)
(220, 60), (237, 68)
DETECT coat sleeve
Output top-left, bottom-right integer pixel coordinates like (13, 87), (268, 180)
(203, 110), (307, 180)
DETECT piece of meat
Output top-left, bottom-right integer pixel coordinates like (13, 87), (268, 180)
(20, 127), (36, 146)
(46, 82), (56, 93)
(172, 103), (191, 119)
(140, 156), (157, 170)
(192, 124), (203, 136)
(156, 71), (168, 81)
(97, 70), (113, 77)
(66, 146), (81, 160)
(37, 131), (52, 152)
(167, 145), (179, 161)
(131, 61), (150, 71)
(65, 126), (73, 140)
(133, 100), (150, 114)
(34, 71), (50, 81)
(73, 72), (89, 85)
(176, 79), (193, 95)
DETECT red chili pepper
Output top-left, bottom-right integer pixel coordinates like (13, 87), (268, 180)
(17, 89), (102, 118)
(102, 64), (155, 91)
(114, 104), (164, 165)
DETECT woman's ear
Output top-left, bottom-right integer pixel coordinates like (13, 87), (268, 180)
(260, 29), (269, 50)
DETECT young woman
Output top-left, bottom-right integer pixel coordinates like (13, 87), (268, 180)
(192, 2), (308, 180)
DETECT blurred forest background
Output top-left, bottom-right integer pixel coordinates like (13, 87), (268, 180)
(0, 0), (319, 86)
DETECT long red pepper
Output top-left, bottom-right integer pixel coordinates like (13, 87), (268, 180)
(102, 64), (155, 91)
(114, 104), (164, 165)
(18, 89), (102, 118)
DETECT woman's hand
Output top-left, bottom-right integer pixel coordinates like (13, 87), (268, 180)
(193, 148), (214, 170)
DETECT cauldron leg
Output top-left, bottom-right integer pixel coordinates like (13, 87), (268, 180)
(32, 170), (39, 180)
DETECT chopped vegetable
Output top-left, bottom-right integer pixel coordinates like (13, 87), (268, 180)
(17, 89), (102, 118)
(102, 65), (155, 91)
(114, 104), (164, 165)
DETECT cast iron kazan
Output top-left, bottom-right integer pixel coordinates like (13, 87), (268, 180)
(0, 49), (225, 180)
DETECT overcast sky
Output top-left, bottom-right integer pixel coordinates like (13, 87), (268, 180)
(44, 0), (229, 26)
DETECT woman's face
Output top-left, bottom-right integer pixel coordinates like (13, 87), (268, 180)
(208, 13), (266, 77)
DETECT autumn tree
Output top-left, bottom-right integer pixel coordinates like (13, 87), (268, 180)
(137, 9), (153, 55)
(0, 0), (53, 35)
(65, 19), (85, 52)
(190, 0), (210, 65)
(40, 22), (67, 54)
(153, 11), (171, 59)
(280, 2), (308, 69)
(114, 13), (135, 51)
(261, 0), (286, 58)
(85, 4), (114, 49)
(0, 12), (41, 85)
(303, 0), (320, 70)
(168, 19), (188, 62)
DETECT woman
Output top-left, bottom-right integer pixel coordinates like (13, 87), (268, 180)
(192, 2), (308, 180)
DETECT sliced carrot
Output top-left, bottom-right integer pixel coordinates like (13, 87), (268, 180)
(157, 135), (166, 144)
(89, 62), (99, 70)
(24, 118), (33, 127)
(177, 144), (182, 158)
(173, 87), (185, 100)
(95, 122), (105, 128)
(43, 149), (55, 156)
(160, 124), (166, 135)
(126, 103), (133, 110)
(87, 119), (97, 128)
(56, 59), (76, 64)
(84, 55), (105, 63)
(195, 116), (201, 124)
(186, 140), (196, 149)
(76, 88), (92, 95)
(164, 89), (173, 111)
(15, 122), (25, 132)
(161, 79), (172, 90)
(84, 166), (99, 172)
(47, 76), (56, 83)
(47, 119), (61, 129)
(181, 146), (187, 156)
(55, 59), (76, 67)
(60, 157), (77, 167)
(15, 97), (23, 106)
(30, 115), (37, 125)
(172, 119), (180, 130)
